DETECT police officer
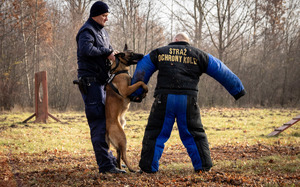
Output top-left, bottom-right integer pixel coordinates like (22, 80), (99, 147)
(131, 32), (246, 173)
(76, 1), (125, 174)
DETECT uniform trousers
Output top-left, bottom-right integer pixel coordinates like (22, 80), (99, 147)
(81, 81), (116, 172)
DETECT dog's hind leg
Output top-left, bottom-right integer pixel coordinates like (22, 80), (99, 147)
(120, 113), (126, 128)
(112, 130), (136, 172)
(105, 134), (110, 148)
(120, 145), (136, 172)
(107, 125), (135, 171)
(116, 149), (121, 169)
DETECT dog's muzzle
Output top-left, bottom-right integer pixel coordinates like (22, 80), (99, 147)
(128, 53), (144, 65)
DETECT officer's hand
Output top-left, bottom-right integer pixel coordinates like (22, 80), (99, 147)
(107, 51), (116, 61)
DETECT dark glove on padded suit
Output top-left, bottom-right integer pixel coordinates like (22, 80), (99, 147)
(129, 87), (147, 103)
(129, 95), (143, 103)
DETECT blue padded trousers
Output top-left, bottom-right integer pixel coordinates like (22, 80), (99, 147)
(139, 94), (213, 172)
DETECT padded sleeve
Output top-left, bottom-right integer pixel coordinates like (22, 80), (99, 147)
(130, 54), (157, 96)
(206, 54), (246, 100)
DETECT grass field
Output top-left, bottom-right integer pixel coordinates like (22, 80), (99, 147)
(0, 108), (299, 186)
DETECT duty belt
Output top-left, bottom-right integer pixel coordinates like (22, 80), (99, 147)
(82, 77), (98, 83)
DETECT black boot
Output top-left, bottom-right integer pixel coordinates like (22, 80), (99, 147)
(101, 167), (126, 174)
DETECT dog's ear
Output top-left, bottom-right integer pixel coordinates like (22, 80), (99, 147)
(124, 44), (128, 51)
(115, 52), (125, 58)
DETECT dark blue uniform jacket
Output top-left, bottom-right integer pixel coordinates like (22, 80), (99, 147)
(76, 18), (113, 84)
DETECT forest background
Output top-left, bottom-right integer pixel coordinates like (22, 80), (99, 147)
(1, 0), (299, 111)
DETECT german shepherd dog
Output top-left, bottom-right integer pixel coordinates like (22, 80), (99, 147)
(105, 44), (147, 172)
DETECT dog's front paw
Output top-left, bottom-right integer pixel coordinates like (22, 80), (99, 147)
(141, 92), (147, 99)
(143, 85), (148, 93)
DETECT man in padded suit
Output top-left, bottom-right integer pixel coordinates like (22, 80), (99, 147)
(130, 32), (246, 173)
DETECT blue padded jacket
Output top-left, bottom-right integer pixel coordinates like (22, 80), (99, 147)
(131, 41), (245, 100)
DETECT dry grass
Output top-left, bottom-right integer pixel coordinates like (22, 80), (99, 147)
(0, 108), (299, 186)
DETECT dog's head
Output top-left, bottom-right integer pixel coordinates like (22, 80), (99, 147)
(115, 44), (144, 66)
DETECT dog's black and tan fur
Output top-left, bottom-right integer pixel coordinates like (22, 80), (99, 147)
(105, 45), (147, 172)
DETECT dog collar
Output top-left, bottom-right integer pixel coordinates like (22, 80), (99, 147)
(110, 57), (120, 73)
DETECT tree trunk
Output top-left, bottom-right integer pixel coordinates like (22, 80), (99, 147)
(21, 1), (32, 105)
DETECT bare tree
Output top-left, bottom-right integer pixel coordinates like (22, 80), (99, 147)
(43, 0), (91, 110)
(19, 0), (33, 105)
(280, 0), (300, 106)
(158, 0), (209, 48)
(65, 0), (92, 27)
(1, 0), (300, 110)
(203, 0), (252, 61)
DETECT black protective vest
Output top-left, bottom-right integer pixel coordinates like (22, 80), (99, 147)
(149, 42), (209, 96)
